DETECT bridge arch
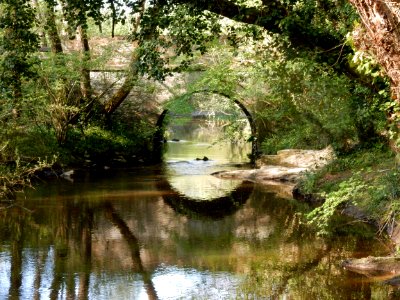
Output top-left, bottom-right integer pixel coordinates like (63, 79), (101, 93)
(153, 90), (258, 163)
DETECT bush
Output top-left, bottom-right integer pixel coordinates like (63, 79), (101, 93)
(301, 146), (398, 236)
(64, 119), (156, 164)
(261, 123), (330, 154)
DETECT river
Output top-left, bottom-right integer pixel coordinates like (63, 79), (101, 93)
(0, 117), (396, 299)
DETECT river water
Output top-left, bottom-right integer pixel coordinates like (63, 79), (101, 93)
(0, 118), (396, 299)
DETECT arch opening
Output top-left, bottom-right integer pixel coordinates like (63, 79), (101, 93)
(153, 91), (258, 163)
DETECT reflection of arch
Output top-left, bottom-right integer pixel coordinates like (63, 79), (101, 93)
(152, 91), (258, 163)
(157, 179), (254, 219)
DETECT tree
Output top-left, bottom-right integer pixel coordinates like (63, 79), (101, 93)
(347, 1), (400, 147)
(349, 1), (400, 99)
(0, 0), (38, 116)
(0, 0), (394, 158)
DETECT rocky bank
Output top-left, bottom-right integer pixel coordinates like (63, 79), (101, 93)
(212, 146), (335, 185)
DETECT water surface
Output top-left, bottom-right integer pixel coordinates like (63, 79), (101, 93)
(0, 118), (395, 299)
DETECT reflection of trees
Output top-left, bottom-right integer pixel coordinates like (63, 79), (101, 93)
(78, 204), (93, 300)
(0, 182), (393, 299)
(45, 199), (94, 300)
(104, 202), (158, 300)
(9, 223), (23, 300)
(0, 198), (158, 300)
(0, 201), (95, 299)
(236, 187), (378, 299)
(33, 251), (47, 300)
(1, 205), (28, 300)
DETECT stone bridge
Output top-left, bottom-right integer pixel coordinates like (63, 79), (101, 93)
(84, 37), (260, 162)
(92, 69), (260, 162)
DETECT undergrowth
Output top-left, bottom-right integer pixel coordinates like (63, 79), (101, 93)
(298, 146), (400, 237)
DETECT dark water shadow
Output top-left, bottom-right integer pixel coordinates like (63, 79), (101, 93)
(157, 179), (254, 219)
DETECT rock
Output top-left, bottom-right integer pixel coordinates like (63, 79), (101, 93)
(259, 181), (296, 199)
(196, 156), (209, 161)
(256, 146), (335, 169)
(211, 169), (256, 180)
(33, 163), (63, 179)
(61, 170), (74, 182)
(342, 256), (400, 280)
(213, 146), (335, 184)
(171, 138), (180, 142)
(212, 166), (307, 183)
(292, 186), (324, 205)
(113, 156), (127, 163)
(384, 275), (400, 287)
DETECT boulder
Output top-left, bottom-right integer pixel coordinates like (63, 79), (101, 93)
(212, 166), (307, 183)
(256, 146), (335, 169)
(212, 146), (335, 184)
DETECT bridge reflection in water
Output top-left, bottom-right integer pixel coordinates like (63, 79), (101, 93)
(158, 178), (254, 219)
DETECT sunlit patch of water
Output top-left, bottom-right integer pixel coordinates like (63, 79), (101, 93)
(151, 266), (242, 300)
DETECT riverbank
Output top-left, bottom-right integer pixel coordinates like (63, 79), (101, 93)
(213, 146), (398, 241)
(213, 145), (400, 284)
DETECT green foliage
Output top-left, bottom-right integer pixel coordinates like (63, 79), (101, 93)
(65, 119), (155, 164)
(327, 147), (392, 173)
(66, 126), (129, 159)
(298, 146), (399, 236)
(307, 174), (368, 235)
(189, 50), (239, 97)
(132, 4), (221, 80)
(58, 0), (104, 31)
(362, 171), (400, 235)
(252, 47), (389, 153)
(297, 171), (320, 195)
(261, 123), (329, 154)
(165, 94), (196, 115)
(221, 117), (251, 143)
(0, 0), (38, 102)
(298, 147), (393, 195)
(0, 138), (56, 199)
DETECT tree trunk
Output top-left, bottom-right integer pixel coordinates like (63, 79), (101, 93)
(78, 25), (92, 100)
(350, 1), (400, 97)
(110, 0), (116, 38)
(77, 209), (93, 300)
(32, 0), (48, 48)
(102, 0), (146, 115)
(8, 238), (23, 300)
(103, 72), (137, 115)
(44, 3), (63, 54)
(349, 0), (400, 149)
(104, 202), (158, 300)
